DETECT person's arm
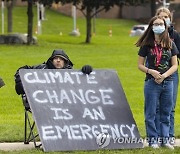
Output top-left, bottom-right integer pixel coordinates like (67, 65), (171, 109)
(138, 56), (148, 73)
(138, 56), (161, 79)
(155, 55), (178, 84)
(14, 65), (32, 95)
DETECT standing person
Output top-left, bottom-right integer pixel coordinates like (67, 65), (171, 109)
(136, 16), (178, 149)
(155, 7), (180, 143)
(0, 76), (5, 88)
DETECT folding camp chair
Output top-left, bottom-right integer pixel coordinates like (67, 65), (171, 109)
(21, 94), (42, 148)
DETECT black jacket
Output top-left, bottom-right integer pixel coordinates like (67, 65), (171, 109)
(15, 49), (73, 95)
(169, 26), (180, 58)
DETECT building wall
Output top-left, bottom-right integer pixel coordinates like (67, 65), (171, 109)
(51, 3), (73, 17)
(97, 5), (120, 18)
(122, 5), (151, 19)
(50, 3), (151, 20)
(51, 3), (120, 19)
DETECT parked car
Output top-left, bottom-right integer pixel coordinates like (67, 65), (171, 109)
(0, 33), (37, 44)
(130, 24), (148, 37)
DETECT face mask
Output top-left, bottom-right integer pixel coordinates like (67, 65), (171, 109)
(152, 25), (165, 34)
(165, 18), (171, 27)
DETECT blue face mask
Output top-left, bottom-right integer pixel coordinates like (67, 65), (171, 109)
(165, 18), (171, 27)
(152, 25), (165, 34)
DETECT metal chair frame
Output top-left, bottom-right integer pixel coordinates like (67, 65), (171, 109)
(22, 94), (42, 148)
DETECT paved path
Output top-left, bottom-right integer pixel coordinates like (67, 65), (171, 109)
(0, 140), (180, 151)
(0, 142), (41, 151)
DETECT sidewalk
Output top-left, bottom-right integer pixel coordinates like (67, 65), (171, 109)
(0, 140), (180, 151)
(0, 142), (41, 151)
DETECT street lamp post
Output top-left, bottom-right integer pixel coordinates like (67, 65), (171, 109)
(70, 5), (80, 36)
(37, 2), (42, 34)
(1, 0), (4, 34)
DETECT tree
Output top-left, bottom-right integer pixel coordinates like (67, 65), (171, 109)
(58, 0), (121, 43)
(58, 0), (149, 43)
(27, 0), (34, 45)
(22, 0), (35, 44)
(150, 0), (156, 17)
(23, 0), (149, 44)
(23, 0), (56, 44)
(36, 0), (119, 43)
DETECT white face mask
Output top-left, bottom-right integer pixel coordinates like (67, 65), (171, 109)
(165, 18), (171, 27)
(152, 25), (165, 34)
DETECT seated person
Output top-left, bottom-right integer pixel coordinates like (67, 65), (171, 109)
(15, 49), (93, 109)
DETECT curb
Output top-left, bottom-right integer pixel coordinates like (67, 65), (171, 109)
(0, 140), (180, 151)
(0, 142), (41, 151)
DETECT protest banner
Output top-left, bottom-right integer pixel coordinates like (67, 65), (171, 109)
(19, 69), (143, 152)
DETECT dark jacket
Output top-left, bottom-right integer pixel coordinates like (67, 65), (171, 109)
(169, 25), (180, 58)
(15, 49), (73, 95)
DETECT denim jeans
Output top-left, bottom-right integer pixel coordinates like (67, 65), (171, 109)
(155, 71), (179, 137)
(170, 71), (179, 137)
(144, 78), (173, 144)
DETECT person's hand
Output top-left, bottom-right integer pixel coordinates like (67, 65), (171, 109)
(155, 74), (166, 84)
(81, 65), (93, 75)
(148, 69), (162, 80)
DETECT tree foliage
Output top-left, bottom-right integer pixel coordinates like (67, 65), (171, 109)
(23, 0), (149, 44)
(57, 0), (149, 43)
(56, 0), (122, 43)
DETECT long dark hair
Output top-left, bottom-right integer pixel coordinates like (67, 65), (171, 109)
(135, 16), (172, 49)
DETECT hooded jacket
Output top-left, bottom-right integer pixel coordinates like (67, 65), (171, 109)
(32, 49), (73, 69)
(15, 49), (73, 95)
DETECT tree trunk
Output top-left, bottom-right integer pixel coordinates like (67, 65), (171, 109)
(119, 4), (123, 19)
(27, 0), (33, 45)
(85, 6), (92, 43)
(7, 0), (13, 33)
(150, 0), (156, 17)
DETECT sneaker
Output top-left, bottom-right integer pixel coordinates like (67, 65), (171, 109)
(150, 144), (159, 149)
(169, 137), (175, 145)
(163, 143), (174, 150)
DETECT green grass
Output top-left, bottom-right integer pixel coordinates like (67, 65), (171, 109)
(0, 6), (180, 153)
(2, 147), (180, 154)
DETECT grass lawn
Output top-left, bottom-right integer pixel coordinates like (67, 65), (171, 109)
(1, 147), (180, 154)
(0, 6), (180, 153)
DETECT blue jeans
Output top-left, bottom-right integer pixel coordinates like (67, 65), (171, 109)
(144, 78), (173, 144)
(170, 71), (179, 137)
(155, 71), (179, 137)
